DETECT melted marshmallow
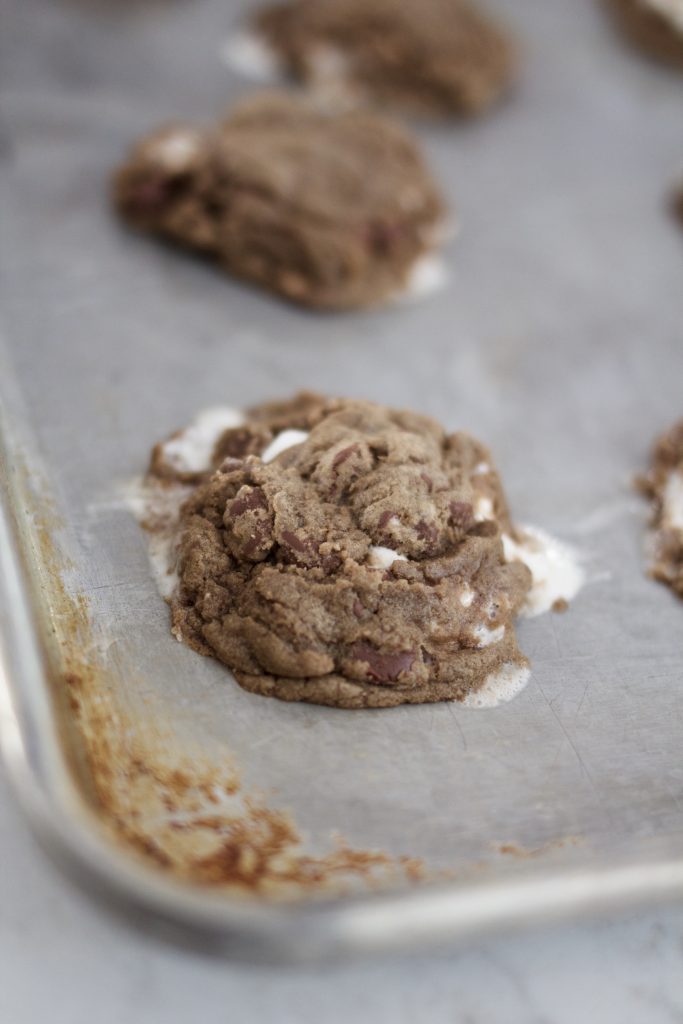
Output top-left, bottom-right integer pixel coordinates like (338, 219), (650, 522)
(662, 470), (683, 531)
(462, 662), (531, 708)
(220, 31), (282, 79)
(160, 407), (244, 474)
(474, 495), (494, 522)
(399, 254), (449, 303)
(261, 429), (309, 463)
(123, 477), (193, 600)
(368, 546), (408, 570)
(133, 401), (244, 602)
(145, 527), (181, 599)
(471, 623), (506, 648)
(503, 526), (585, 617)
(154, 130), (201, 171)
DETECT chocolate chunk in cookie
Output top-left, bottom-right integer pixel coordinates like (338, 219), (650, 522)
(113, 93), (446, 309)
(143, 393), (547, 709)
(605, 0), (683, 68)
(638, 419), (683, 597)
(253, 0), (517, 118)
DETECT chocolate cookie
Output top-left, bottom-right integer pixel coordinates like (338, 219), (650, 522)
(140, 393), (547, 709)
(638, 419), (683, 597)
(673, 178), (683, 224)
(252, 0), (517, 117)
(113, 93), (445, 309)
(605, 0), (683, 68)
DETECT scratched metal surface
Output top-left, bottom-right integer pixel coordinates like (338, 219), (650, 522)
(2, 0), (683, 891)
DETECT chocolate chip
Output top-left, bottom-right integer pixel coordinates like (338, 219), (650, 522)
(218, 457), (244, 473)
(416, 519), (439, 549)
(241, 522), (274, 560)
(332, 443), (360, 470)
(378, 509), (398, 530)
(448, 501), (474, 529)
(280, 529), (313, 555)
(228, 486), (268, 518)
(215, 426), (272, 462)
(319, 552), (343, 573)
(126, 176), (170, 214)
(351, 642), (415, 683)
(472, 521), (498, 538)
(364, 221), (402, 254)
(422, 556), (462, 582)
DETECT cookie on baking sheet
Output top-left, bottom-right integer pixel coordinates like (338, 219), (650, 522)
(638, 419), (683, 598)
(605, 0), (683, 68)
(113, 93), (446, 309)
(137, 393), (585, 709)
(251, 0), (517, 117)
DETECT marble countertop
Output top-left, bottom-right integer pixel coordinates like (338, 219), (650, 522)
(1, 773), (681, 1024)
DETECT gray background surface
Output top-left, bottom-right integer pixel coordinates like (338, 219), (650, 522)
(2, 0), (683, 986)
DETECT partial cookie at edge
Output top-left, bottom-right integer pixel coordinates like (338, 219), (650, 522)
(252, 0), (517, 117)
(605, 0), (683, 68)
(638, 418), (683, 597)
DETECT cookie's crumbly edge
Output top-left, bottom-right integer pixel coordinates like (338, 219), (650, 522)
(232, 656), (530, 710)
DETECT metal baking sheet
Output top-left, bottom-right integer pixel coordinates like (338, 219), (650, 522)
(2, 0), (683, 960)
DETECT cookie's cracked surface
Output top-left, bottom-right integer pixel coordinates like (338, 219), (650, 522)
(113, 93), (445, 309)
(638, 419), (683, 598)
(146, 393), (540, 708)
(253, 0), (517, 117)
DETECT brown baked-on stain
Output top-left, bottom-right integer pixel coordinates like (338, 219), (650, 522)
(495, 836), (582, 859)
(26, 488), (426, 899)
(66, 666), (426, 897)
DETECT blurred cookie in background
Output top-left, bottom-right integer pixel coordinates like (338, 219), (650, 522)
(232, 0), (517, 118)
(113, 92), (448, 309)
(605, 0), (683, 68)
(673, 174), (683, 222)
